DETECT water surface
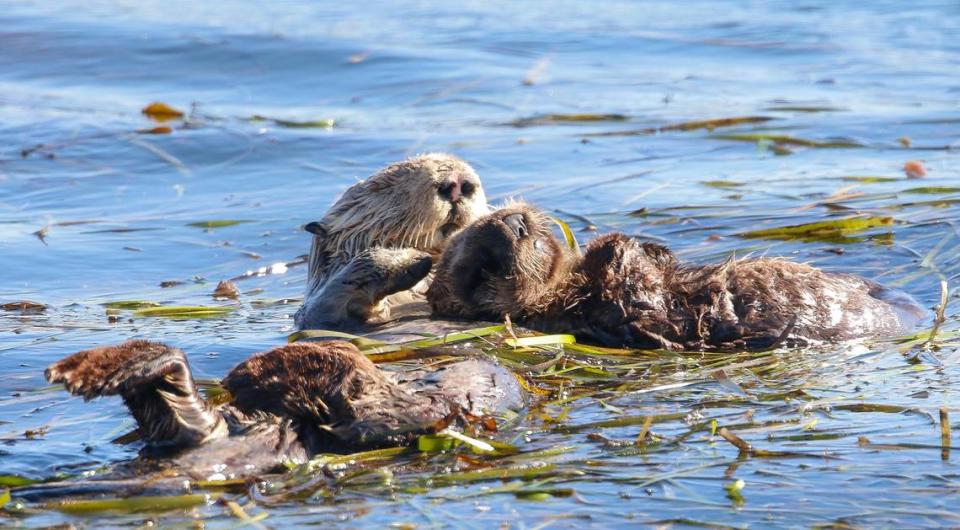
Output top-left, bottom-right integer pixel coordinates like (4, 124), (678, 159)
(2, 1), (960, 527)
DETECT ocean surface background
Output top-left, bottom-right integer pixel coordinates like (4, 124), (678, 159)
(2, 1), (959, 527)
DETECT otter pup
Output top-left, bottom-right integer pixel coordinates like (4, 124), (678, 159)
(427, 205), (925, 350)
(22, 339), (523, 499)
(295, 154), (488, 329)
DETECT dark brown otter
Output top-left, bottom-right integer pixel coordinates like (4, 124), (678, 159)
(18, 339), (523, 500)
(427, 204), (925, 350)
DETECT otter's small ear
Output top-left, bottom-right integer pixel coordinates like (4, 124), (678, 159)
(304, 222), (326, 236)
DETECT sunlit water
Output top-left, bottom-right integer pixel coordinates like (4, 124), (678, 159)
(2, 1), (959, 527)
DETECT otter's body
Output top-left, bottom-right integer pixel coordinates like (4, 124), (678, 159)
(428, 206), (924, 350)
(21, 340), (523, 501)
(295, 154), (488, 329)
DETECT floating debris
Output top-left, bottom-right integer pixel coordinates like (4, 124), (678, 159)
(248, 115), (334, 128)
(1, 301), (46, 314)
(212, 280), (241, 300)
(32, 226), (49, 245)
(763, 104), (845, 113)
(904, 160), (927, 178)
(141, 102), (185, 121)
(186, 220), (252, 229)
(712, 132), (862, 148)
(509, 114), (629, 127)
(137, 125), (173, 134)
(522, 56), (551, 86)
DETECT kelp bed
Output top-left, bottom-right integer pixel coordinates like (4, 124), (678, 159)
(4, 307), (960, 528)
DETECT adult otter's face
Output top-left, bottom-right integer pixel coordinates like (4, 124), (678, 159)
(320, 153), (489, 258)
(427, 204), (574, 320)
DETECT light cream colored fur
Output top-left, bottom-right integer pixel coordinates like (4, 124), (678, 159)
(297, 153), (488, 328)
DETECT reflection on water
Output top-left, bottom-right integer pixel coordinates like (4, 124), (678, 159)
(1, 1), (959, 527)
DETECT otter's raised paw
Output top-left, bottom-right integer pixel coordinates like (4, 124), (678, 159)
(46, 340), (224, 447)
(46, 340), (180, 400)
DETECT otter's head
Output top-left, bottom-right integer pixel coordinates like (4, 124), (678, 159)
(314, 153), (488, 259)
(427, 204), (576, 320)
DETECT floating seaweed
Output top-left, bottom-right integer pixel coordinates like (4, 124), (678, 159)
(133, 305), (236, 318)
(186, 220), (253, 229)
(583, 116), (774, 137)
(737, 216), (894, 242)
(508, 113), (629, 127)
(712, 132), (863, 148)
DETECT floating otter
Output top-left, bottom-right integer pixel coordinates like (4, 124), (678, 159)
(427, 204), (925, 350)
(18, 339), (523, 500)
(295, 154), (488, 329)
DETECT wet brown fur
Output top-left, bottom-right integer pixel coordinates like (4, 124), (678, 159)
(46, 340), (225, 447)
(40, 338), (523, 491)
(222, 342), (463, 449)
(428, 205), (925, 350)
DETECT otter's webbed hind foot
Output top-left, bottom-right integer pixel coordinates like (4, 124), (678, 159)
(296, 247), (433, 328)
(46, 340), (225, 448)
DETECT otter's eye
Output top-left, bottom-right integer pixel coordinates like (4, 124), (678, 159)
(461, 181), (476, 197)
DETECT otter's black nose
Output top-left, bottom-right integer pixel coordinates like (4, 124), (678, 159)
(503, 213), (528, 239)
(438, 176), (478, 203)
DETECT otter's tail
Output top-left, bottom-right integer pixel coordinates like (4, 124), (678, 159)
(46, 340), (226, 448)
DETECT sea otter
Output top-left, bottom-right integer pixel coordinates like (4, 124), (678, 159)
(427, 204), (925, 350)
(295, 154), (488, 329)
(17, 339), (523, 500)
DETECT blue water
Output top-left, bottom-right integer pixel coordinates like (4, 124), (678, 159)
(2, 1), (960, 527)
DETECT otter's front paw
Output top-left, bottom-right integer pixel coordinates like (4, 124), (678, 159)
(345, 247), (433, 300)
(374, 248), (433, 296)
(297, 248), (433, 328)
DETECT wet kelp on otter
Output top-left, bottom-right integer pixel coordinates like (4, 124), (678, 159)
(22, 339), (523, 499)
(427, 204), (925, 351)
(295, 153), (488, 329)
